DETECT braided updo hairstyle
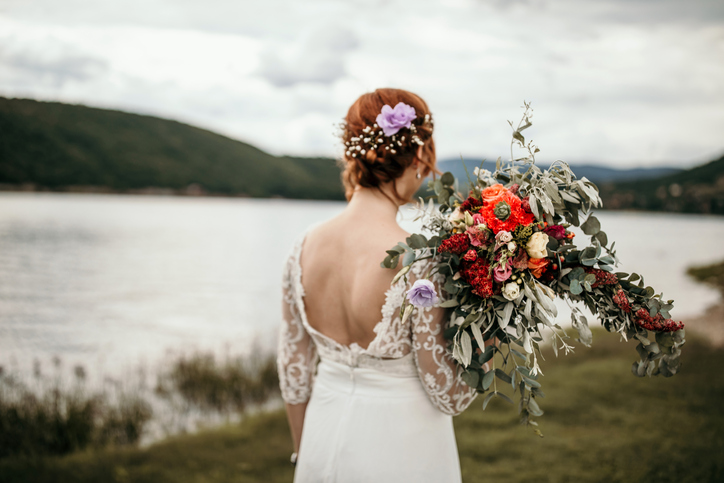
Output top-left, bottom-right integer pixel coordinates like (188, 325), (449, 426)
(340, 88), (438, 201)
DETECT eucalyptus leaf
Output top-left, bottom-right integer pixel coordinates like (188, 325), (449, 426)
(461, 370), (480, 388)
(402, 251), (416, 266)
(527, 397), (544, 417)
(482, 391), (496, 410)
(496, 392), (514, 405)
(441, 172), (455, 186)
(438, 299), (460, 308)
(581, 215), (601, 235)
(482, 370), (495, 391)
(495, 368), (512, 384)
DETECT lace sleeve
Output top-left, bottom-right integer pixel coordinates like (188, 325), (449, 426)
(277, 247), (318, 405)
(410, 263), (478, 416)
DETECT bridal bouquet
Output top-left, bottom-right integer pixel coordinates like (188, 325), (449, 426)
(383, 102), (685, 433)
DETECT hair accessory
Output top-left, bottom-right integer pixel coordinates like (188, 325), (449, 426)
(344, 107), (433, 161)
(376, 102), (417, 136)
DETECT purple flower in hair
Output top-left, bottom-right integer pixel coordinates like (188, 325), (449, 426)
(406, 279), (439, 308)
(376, 102), (417, 136)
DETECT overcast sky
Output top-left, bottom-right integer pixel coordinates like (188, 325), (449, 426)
(1, 0), (723, 167)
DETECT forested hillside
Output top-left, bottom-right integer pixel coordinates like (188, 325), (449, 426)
(2, 97), (721, 213)
(0, 97), (345, 199)
(598, 154), (724, 214)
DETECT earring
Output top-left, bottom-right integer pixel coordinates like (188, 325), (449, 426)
(416, 169), (421, 179)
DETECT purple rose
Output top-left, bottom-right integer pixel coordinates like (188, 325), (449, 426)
(406, 279), (439, 308)
(493, 262), (512, 283)
(376, 102), (417, 136)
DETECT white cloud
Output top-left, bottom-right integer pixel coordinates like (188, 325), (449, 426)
(257, 27), (359, 87)
(0, 0), (722, 166)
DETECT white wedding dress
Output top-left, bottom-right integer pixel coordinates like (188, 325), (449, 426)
(278, 231), (478, 483)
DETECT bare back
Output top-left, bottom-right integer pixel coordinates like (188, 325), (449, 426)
(299, 209), (407, 349)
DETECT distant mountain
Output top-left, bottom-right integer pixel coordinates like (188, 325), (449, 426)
(433, 155), (723, 215)
(597, 154), (724, 214)
(0, 97), (345, 200)
(435, 157), (682, 186)
(2, 97), (720, 214)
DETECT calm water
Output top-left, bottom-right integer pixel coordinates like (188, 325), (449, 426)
(1, 193), (723, 379)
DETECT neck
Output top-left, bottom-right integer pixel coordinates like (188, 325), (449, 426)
(346, 186), (401, 222)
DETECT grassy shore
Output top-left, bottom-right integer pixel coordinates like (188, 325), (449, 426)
(1, 328), (721, 483)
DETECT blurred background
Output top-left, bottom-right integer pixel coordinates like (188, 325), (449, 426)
(1, 1), (723, 481)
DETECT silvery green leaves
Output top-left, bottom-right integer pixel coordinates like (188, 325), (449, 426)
(446, 290), (552, 436)
(429, 171), (457, 209)
(565, 267), (596, 294)
(570, 306), (593, 347)
(381, 233), (439, 270)
(632, 329), (685, 378)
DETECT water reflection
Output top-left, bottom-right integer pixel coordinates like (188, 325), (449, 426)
(1, 193), (722, 380)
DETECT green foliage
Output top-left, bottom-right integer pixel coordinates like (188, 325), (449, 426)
(0, 363), (152, 459)
(155, 350), (279, 414)
(2, 334), (721, 483)
(598, 153), (724, 214)
(0, 348), (280, 461)
(0, 97), (344, 200)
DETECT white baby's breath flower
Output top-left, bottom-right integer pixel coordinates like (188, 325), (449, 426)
(507, 241), (517, 252)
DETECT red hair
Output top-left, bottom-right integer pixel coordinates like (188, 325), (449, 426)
(339, 88), (439, 201)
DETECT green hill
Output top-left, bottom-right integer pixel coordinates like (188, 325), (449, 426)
(0, 97), (345, 200)
(598, 154), (724, 214)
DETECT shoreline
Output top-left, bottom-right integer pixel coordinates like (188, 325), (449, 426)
(681, 299), (724, 347)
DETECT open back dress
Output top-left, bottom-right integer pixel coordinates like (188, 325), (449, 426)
(277, 231), (478, 483)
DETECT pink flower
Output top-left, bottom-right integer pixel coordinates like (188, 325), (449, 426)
(509, 249), (529, 270)
(463, 249), (477, 262)
(376, 102), (417, 136)
(472, 213), (485, 225)
(493, 262), (512, 283)
(496, 230), (513, 243)
(466, 226), (489, 247)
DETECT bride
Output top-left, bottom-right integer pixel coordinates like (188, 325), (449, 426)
(277, 88), (479, 482)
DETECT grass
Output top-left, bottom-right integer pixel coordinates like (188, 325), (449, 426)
(2, 330), (721, 483)
(0, 349), (280, 461)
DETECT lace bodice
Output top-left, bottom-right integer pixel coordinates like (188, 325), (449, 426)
(277, 231), (477, 416)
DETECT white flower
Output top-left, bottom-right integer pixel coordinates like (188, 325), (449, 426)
(473, 167), (495, 183)
(526, 232), (549, 259)
(497, 230), (513, 243)
(449, 207), (464, 223)
(507, 241), (517, 252)
(502, 282), (520, 301)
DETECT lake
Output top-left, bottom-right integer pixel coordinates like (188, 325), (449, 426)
(1, 192), (722, 381)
